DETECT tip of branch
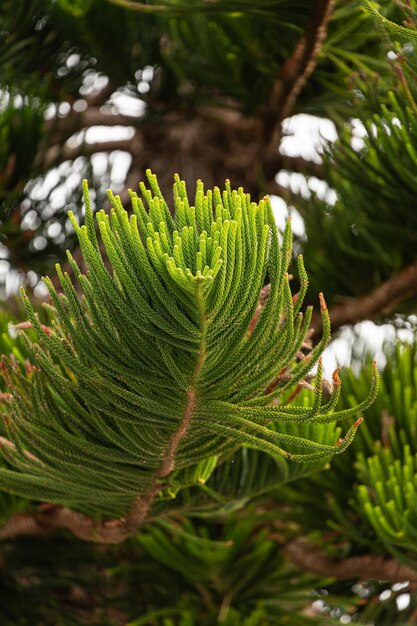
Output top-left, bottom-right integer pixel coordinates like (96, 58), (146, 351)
(319, 292), (327, 311)
(354, 416), (364, 428)
(0, 436), (16, 450)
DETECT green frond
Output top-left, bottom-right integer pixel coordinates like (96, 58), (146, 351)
(357, 444), (417, 563)
(0, 173), (376, 520)
(362, 0), (417, 42)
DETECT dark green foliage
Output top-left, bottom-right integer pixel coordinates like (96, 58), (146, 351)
(299, 84), (417, 304)
(0, 311), (31, 525)
(0, 508), (327, 626)
(0, 0), (403, 285)
(129, 513), (322, 626)
(0, 0), (155, 101)
(0, 95), (45, 208)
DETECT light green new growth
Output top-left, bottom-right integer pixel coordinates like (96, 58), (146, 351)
(0, 172), (378, 521)
(362, 0), (417, 42)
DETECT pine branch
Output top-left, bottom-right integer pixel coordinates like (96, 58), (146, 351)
(263, 0), (334, 143)
(0, 174), (377, 543)
(312, 260), (417, 337)
(0, 502), (154, 543)
(283, 538), (417, 586)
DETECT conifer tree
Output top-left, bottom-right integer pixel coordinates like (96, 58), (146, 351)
(2, 1), (417, 624)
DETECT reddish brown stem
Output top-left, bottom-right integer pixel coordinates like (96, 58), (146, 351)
(263, 0), (334, 145)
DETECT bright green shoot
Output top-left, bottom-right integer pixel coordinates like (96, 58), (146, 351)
(0, 172), (378, 541)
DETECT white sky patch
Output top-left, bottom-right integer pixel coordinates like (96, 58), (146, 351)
(281, 114), (337, 162)
(321, 320), (417, 378)
(270, 195), (305, 239)
(396, 593), (411, 611)
(84, 125), (135, 144)
(108, 92), (146, 117)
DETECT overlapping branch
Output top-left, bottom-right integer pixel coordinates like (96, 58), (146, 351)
(312, 261), (417, 338)
(284, 538), (417, 586)
(263, 0), (334, 146)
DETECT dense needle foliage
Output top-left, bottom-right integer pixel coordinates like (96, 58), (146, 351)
(0, 173), (377, 522)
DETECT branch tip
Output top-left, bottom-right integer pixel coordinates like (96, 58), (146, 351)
(332, 368), (341, 385)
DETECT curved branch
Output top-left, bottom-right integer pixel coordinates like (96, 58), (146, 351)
(263, 0), (334, 145)
(312, 261), (417, 338)
(284, 538), (417, 586)
(0, 297), (206, 544)
(44, 108), (140, 148)
(39, 136), (143, 170)
(279, 154), (325, 179)
(263, 152), (326, 180)
(0, 496), (156, 544)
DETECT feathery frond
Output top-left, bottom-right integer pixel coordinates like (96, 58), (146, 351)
(0, 173), (377, 521)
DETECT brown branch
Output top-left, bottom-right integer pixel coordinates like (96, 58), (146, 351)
(74, 107), (139, 129)
(84, 83), (115, 108)
(43, 108), (140, 156)
(39, 136), (143, 170)
(45, 108), (139, 136)
(0, 474), (156, 544)
(0, 498), (156, 544)
(312, 261), (417, 338)
(263, 0), (334, 145)
(279, 154), (325, 179)
(157, 389), (196, 478)
(284, 538), (417, 586)
(262, 152), (326, 182)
